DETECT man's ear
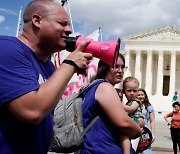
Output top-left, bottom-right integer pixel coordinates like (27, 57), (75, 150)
(32, 14), (41, 28)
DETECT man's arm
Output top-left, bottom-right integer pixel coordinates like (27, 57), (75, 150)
(6, 40), (92, 125)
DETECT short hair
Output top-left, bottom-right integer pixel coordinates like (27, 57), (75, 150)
(23, 0), (56, 23)
(122, 76), (139, 90)
(172, 101), (180, 107)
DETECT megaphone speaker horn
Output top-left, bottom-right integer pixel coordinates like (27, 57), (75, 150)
(66, 36), (120, 68)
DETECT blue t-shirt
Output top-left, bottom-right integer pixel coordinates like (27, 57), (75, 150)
(0, 36), (55, 154)
(142, 105), (154, 129)
(81, 80), (135, 154)
(136, 105), (154, 154)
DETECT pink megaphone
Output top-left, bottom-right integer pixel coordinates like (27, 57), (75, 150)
(66, 36), (120, 68)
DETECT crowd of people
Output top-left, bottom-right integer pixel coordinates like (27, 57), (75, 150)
(0, 0), (179, 154)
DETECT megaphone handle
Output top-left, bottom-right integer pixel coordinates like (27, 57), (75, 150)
(62, 59), (87, 76)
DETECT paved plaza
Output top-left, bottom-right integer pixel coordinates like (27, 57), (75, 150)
(151, 112), (178, 154)
(152, 118), (173, 154)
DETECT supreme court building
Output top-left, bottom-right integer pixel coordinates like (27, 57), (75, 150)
(122, 25), (180, 114)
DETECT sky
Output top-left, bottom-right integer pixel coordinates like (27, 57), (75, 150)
(0, 0), (180, 50)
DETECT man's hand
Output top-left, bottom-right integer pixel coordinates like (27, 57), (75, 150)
(66, 39), (93, 75)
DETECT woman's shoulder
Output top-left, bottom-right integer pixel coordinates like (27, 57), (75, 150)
(87, 79), (108, 90)
(147, 104), (153, 108)
(90, 79), (113, 98)
(96, 80), (113, 91)
(166, 112), (173, 117)
(146, 104), (154, 112)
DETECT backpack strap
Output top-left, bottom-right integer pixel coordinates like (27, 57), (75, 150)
(81, 116), (99, 137)
(80, 79), (107, 137)
(79, 79), (106, 95)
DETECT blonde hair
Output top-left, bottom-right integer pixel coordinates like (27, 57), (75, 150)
(122, 76), (139, 90)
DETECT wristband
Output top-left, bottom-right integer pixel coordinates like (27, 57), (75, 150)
(62, 59), (79, 69)
(62, 59), (87, 76)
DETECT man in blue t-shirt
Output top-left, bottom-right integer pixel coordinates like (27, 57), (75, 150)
(0, 1), (92, 154)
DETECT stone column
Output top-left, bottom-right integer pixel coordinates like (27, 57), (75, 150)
(169, 51), (176, 95)
(145, 50), (152, 94)
(134, 50), (141, 87)
(124, 49), (131, 78)
(156, 50), (164, 95)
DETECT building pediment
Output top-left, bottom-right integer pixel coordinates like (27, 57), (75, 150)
(123, 25), (180, 41)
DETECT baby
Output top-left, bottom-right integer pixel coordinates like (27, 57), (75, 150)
(120, 76), (144, 154)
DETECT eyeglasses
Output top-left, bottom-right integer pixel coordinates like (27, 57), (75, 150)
(114, 65), (128, 71)
(125, 89), (138, 93)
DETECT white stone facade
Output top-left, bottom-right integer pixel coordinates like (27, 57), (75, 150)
(121, 25), (180, 114)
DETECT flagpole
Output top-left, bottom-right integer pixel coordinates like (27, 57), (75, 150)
(66, 0), (74, 33)
(99, 27), (103, 41)
(16, 7), (22, 37)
